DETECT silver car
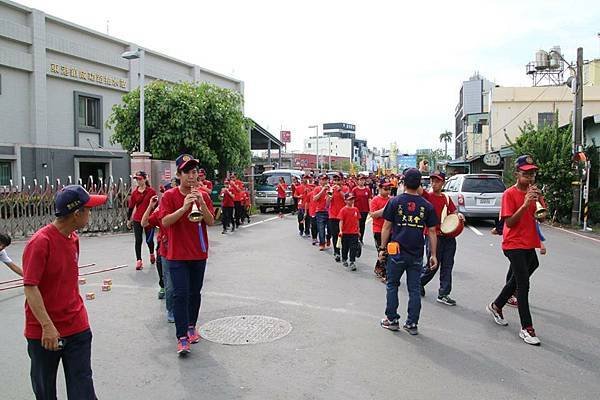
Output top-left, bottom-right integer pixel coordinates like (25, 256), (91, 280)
(254, 169), (304, 213)
(443, 174), (506, 219)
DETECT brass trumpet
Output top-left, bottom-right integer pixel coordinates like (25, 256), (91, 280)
(534, 201), (548, 220)
(188, 188), (204, 223)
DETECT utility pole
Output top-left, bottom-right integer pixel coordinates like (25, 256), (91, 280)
(571, 47), (584, 226)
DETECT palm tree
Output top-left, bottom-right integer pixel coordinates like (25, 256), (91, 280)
(439, 130), (453, 158)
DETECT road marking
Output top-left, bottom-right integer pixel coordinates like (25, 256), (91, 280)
(467, 225), (484, 236)
(240, 215), (280, 229)
(546, 225), (600, 243)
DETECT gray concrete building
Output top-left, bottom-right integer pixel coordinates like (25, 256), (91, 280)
(0, 0), (243, 187)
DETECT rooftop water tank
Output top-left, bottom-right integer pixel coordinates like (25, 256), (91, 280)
(549, 46), (562, 69)
(535, 50), (549, 70)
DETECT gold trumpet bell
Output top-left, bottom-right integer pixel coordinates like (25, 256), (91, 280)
(188, 203), (204, 223)
(534, 201), (548, 220)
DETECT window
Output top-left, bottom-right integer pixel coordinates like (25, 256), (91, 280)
(0, 161), (11, 186)
(461, 177), (506, 193)
(307, 143), (311, 148)
(74, 92), (103, 146)
(538, 112), (554, 128)
(78, 96), (100, 129)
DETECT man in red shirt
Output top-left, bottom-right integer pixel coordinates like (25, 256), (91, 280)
(197, 168), (213, 192)
(370, 181), (392, 281)
(312, 174), (330, 250)
(487, 155), (544, 346)
(160, 154), (215, 355)
(230, 173), (244, 228)
(23, 185), (106, 399)
(419, 171), (464, 305)
(352, 175), (372, 244)
(302, 175), (315, 239)
(327, 173), (348, 262)
(294, 178), (306, 235)
(276, 177), (288, 218)
(338, 193), (361, 270)
(219, 180), (236, 234)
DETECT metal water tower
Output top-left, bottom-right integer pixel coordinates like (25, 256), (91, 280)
(526, 46), (565, 86)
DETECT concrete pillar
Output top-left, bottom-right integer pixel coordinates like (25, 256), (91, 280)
(29, 10), (48, 148)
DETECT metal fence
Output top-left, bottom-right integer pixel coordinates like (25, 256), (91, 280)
(0, 176), (131, 239)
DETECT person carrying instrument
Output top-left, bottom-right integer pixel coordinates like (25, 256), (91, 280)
(327, 173), (348, 262)
(370, 181), (392, 282)
(419, 171), (465, 305)
(486, 155), (545, 346)
(276, 177), (287, 218)
(159, 154), (215, 355)
(219, 180), (236, 234)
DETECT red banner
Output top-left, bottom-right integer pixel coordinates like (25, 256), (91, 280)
(280, 131), (291, 143)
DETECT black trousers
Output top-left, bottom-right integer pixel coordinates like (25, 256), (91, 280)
(234, 201), (243, 226)
(276, 197), (286, 213)
(494, 249), (539, 329)
(359, 212), (369, 242)
(132, 221), (155, 260)
(156, 242), (164, 288)
(311, 215), (318, 240)
(222, 206), (234, 230)
(341, 234), (359, 262)
(304, 214), (312, 235)
(292, 197), (299, 212)
(297, 209), (306, 233)
(27, 329), (97, 400)
(328, 218), (341, 255)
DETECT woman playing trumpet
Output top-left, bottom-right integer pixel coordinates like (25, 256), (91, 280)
(159, 154), (215, 355)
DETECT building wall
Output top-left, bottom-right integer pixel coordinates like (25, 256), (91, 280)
(489, 86), (600, 150)
(0, 0), (243, 186)
(303, 136), (353, 159)
(584, 59), (600, 87)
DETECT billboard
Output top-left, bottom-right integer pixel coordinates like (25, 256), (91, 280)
(280, 131), (291, 143)
(397, 154), (417, 171)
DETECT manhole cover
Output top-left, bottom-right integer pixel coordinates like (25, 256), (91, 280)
(199, 315), (292, 345)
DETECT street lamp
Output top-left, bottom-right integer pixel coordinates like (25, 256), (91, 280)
(308, 125), (319, 171)
(121, 48), (145, 154)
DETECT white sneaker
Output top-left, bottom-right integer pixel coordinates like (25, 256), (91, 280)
(519, 327), (541, 346)
(486, 303), (508, 326)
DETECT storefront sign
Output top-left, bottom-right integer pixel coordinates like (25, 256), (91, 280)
(483, 153), (501, 167)
(49, 63), (127, 89)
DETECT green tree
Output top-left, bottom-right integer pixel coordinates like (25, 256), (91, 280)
(507, 116), (575, 222)
(439, 130), (453, 158)
(107, 81), (251, 178)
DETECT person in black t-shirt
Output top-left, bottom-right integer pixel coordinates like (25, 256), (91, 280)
(379, 168), (438, 335)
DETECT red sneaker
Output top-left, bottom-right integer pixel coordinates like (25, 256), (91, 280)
(177, 337), (191, 355)
(507, 295), (518, 308)
(135, 260), (143, 270)
(150, 253), (156, 264)
(187, 326), (200, 344)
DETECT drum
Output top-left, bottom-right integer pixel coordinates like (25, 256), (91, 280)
(440, 214), (464, 238)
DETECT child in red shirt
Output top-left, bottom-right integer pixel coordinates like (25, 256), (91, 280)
(219, 180), (236, 234)
(338, 193), (361, 271)
(487, 155), (545, 346)
(276, 177), (287, 218)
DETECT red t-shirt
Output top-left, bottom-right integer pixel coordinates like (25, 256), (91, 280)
(338, 206), (360, 234)
(293, 184), (305, 199)
(233, 180), (244, 202)
(148, 210), (168, 258)
(421, 191), (457, 235)
(22, 224), (89, 339)
(328, 186), (348, 219)
(352, 186), (372, 213)
(199, 179), (213, 191)
(221, 186), (235, 207)
(159, 187), (215, 260)
(370, 195), (390, 233)
(277, 183), (287, 199)
(312, 186), (328, 213)
(129, 187), (157, 222)
(501, 186), (542, 250)
(306, 187), (317, 217)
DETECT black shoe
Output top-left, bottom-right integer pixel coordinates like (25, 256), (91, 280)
(221, 229), (227, 234)
(403, 323), (419, 335)
(335, 255), (341, 263)
(420, 285), (425, 297)
(437, 295), (457, 306)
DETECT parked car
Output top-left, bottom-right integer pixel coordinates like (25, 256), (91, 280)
(254, 169), (304, 213)
(443, 174), (506, 219)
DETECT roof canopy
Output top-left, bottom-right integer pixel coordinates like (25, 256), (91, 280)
(250, 119), (283, 150)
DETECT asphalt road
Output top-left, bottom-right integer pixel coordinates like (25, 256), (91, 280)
(1, 214), (599, 399)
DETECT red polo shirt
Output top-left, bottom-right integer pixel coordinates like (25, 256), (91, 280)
(312, 186), (328, 213)
(338, 206), (360, 234)
(501, 186), (542, 250)
(328, 185), (348, 219)
(159, 187), (214, 260)
(22, 224), (89, 339)
(352, 186), (372, 213)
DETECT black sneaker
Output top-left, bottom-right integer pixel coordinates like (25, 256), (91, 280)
(402, 323), (419, 335)
(420, 285), (425, 297)
(335, 255), (341, 262)
(342, 261), (349, 268)
(349, 262), (357, 271)
(380, 318), (400, 331)
(437, 295), (456, 306)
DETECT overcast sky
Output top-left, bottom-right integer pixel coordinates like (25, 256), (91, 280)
(20, 0), (600, 155)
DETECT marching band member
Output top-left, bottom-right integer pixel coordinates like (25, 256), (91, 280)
(160, 154), (215, 355)
(370, 182), (392, 281)
(127, 171), (157, 270)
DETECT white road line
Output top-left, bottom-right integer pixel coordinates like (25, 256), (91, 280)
(467, 225), (484, 236)
(240, 215), (281, 229)
(546, 225), (600, 243)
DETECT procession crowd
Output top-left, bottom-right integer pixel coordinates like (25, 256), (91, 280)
(0, 152), (549, 399)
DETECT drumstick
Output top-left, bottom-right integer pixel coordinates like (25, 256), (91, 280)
(0, 263), (96, 286)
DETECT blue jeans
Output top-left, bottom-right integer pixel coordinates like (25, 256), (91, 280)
(316, 211), (329, 245)
(385, 253), (422, 324)
(161, 257), (174, 313)
(420, 236), (456, 296)
(168, 260), (207, 338)
(27, 329), (96, 400)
